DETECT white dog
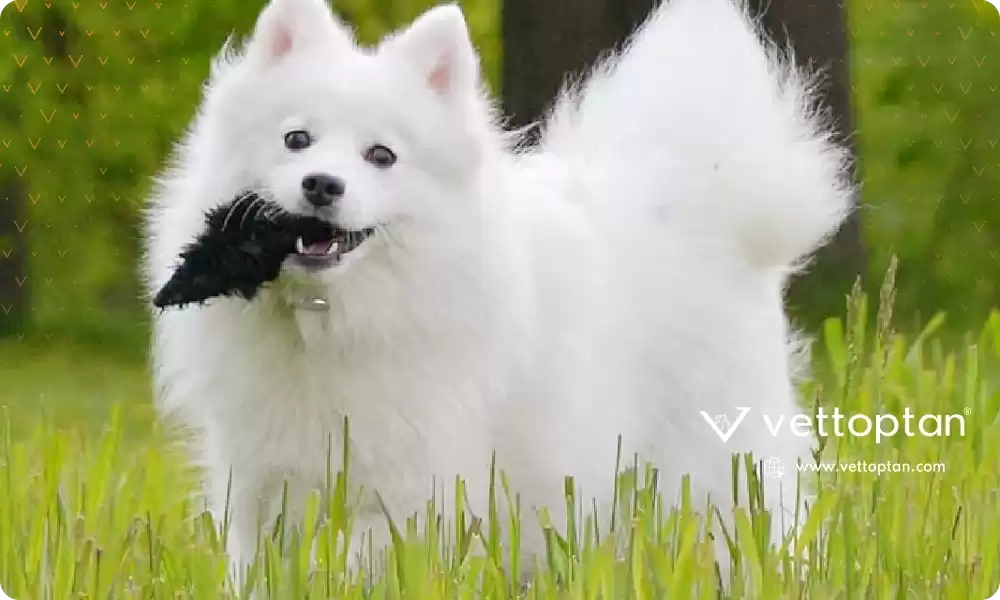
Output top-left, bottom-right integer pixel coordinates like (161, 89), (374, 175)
(143, 0), (852, 577)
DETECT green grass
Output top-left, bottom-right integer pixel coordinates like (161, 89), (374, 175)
(0, 339), (154, 438)
(1, 276), (999, 599)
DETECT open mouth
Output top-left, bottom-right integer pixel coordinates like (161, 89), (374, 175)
(292, 226), (375, 266)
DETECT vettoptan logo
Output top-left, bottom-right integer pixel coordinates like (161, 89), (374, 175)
(701, 406), (969, 444)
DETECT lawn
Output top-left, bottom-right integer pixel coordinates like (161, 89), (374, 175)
(0, 339), (154, 438)
(0, 280), (998, 599)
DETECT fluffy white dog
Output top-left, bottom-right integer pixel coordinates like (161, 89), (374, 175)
(143, 0), (852, 577)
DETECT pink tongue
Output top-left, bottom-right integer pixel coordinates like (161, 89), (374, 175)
(304, 240), (334, 255)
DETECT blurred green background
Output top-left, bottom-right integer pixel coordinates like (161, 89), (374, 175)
(0, 0), (999, 431)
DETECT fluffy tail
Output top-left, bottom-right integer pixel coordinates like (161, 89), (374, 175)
(539, 0), (854, 270)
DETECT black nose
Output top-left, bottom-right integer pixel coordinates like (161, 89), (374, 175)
(301, 173), (346, 207)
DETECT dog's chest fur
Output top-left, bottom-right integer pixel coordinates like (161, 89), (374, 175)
(159, 294), (504, 507)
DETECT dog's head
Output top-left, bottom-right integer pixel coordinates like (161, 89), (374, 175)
(190, 0), (497, 281)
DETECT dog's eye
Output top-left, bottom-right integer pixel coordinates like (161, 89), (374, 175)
(284, 130), (312, 151)
(363, 144), (397, 169)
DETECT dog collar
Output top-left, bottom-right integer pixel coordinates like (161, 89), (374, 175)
(292, 295), (330, 311)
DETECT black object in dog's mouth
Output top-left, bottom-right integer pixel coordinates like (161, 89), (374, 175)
(293, 226), (375, 262)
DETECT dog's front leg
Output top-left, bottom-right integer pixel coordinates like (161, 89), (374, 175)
(215, 499), (257, 586)
(344, 510), (394, 576)
(204, 464), (275, 588)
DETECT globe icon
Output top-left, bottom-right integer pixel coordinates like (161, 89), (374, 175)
(763, 457), (785, 479)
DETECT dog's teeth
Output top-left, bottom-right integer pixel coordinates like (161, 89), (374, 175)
(295, 237), (306, 254)
(327, 242), (339, 255)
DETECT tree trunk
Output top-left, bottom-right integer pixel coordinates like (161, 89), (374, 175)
(501, 0), (654, 136)
(751, 0), (866, 322)
(0, 177), (28, 336)
(0, 8), (68, 337)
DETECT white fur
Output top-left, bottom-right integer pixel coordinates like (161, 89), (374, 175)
(143, 0), (852, 577)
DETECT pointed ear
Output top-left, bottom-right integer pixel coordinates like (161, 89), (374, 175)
(380, 4), (480, 99)
(244, 0), (353, 67)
